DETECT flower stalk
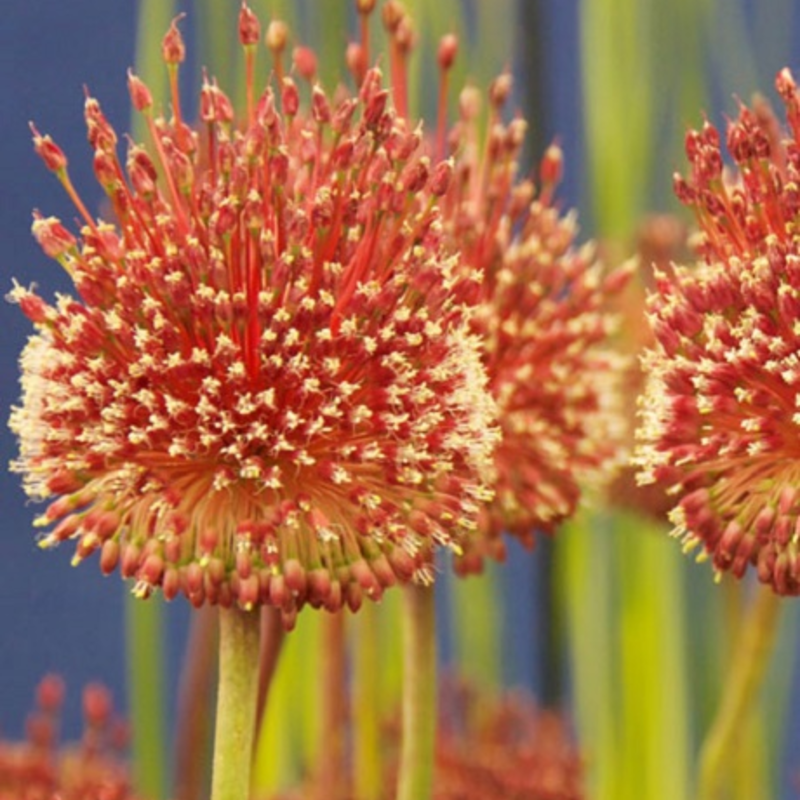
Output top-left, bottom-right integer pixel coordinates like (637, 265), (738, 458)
(696, 586), (781, 800)
(398, 583), (437, 800)
(211, 605), (261, 800)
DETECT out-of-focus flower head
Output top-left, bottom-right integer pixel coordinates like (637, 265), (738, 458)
(637, 69), (800, 593)
(0, 675), (138, 800)
(606, 215), (688, 521)
(382, 18), (629, 569)
(267, 679), (584, 800)
(10, 4), (498, 625)
(430, 682), (585, 800)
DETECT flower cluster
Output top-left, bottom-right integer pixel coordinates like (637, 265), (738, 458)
(437, 71), (629, 566)
(637, 69), (800, 593)
(268, 680), (585, 800)
(0, 676), (136, 800)
(10, 5), (498, 623)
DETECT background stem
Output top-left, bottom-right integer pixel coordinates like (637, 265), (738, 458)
(397, 583), (437, 800)
(696, 585), (782, 800)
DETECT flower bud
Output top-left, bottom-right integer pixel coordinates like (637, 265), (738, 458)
(162, 14), (186, 65)
(30, 124), (67, 172)
(238, 1), (260, 46)
(438, 34), (458, 71)
(266, 19), (288, 53)
(127, 70), (153, 111)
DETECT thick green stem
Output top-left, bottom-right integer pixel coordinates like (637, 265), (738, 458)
(353, 603), (382, 800)
(697, 585), (782, 800)
(211, 605), (262, 800)
(397, 583), (437, 800)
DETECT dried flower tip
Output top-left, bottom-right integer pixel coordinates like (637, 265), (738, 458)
(438, 34), (458, 71)
(239, 1), (261, 46)
(30, 123), (67, 172)
(265, 19), (289, 54)
(162, 13), (186, 65)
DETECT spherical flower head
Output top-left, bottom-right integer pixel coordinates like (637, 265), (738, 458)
(637, 69), (800, 593)
(440, 79), (630, 569)
(0, 676), (138, 800)
(10, 8), (498, 622)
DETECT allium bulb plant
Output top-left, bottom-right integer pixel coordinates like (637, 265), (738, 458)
(636, 68), (800, 595)
(8, 4), (500, 799)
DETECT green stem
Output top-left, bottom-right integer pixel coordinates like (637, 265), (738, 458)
(397, 583), (437, 800)
(211, 605), (262, 800)
(125, 598), (167, 799)
(353, 603), (382, 800)
(696, 585), (782, 800)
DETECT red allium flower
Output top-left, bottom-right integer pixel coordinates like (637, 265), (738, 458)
(0, 676), (140, 800)
(9, 6), (498, 622)
(637, 69), (800, 593)
(366, 13), (629, 569)
(439, 79), (630, 567)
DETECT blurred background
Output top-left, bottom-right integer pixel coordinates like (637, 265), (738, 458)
(3, 1), (800, 798)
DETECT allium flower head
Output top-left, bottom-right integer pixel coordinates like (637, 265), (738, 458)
(10, 6), (497, 621)
(433, 63), (630, 566)
(637, 68), (800, 593)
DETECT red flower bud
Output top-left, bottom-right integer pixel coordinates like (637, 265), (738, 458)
(162, 14), (186, 65)
(438, 34), (458, 71)
(127, 70), (153, 111)
(238, 2), (260, 46)
(30, 123), (67, 172)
